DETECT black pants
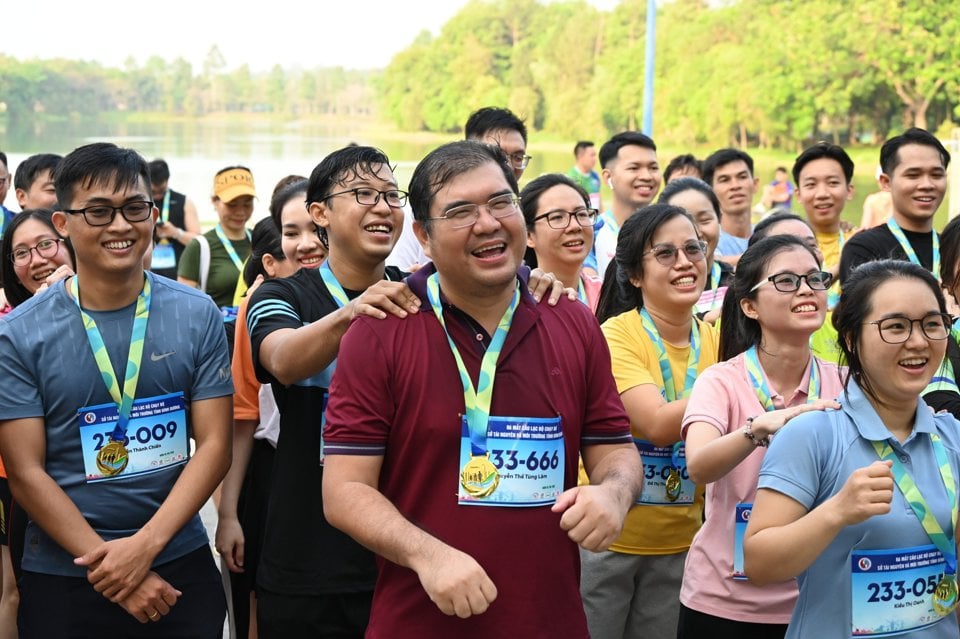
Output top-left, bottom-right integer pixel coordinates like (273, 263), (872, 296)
(677, 603), (788, 639)
(257, 589), (372, 639)
(18, 545), (225, 639)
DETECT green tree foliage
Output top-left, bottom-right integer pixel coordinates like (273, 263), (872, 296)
(378, 0), (960, 147)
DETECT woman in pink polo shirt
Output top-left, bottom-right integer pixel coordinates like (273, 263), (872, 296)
(678, 234), (845, 637)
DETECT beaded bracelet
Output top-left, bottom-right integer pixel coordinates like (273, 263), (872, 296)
(742, 416), (769, 447)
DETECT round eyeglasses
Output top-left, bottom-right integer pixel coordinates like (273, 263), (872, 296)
(532, 208), (598, 230)
(643, 240), (707, 266)
(866, 313), (952, 344)
(11, 238), (64, 265)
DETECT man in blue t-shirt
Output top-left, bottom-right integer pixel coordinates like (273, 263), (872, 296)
(0, 143), (233, 637)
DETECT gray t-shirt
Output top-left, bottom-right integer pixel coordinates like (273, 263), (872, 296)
(0, 272), (233, 576)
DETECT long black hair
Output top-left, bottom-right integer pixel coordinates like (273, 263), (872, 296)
(595, 204), (697, 324)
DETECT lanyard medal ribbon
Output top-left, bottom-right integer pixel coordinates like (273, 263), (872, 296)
(887, 217), (940, 278)
(426, 272), (520, 498)
(744, 345), (820, 412)
(638, 307), (700, 502)
(214, 224), (251, 272)
(872, 434), (959, 616)
(72, 275), (152, 477)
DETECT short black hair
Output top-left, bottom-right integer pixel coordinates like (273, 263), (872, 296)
(574, 141), (594, 157)
(663, 154), (701, 183)
(464, 107), (527, 144)
(148, 159), (170, 185)
(15, 153), (63, 192)
(658, 177), (722, 222)
(879, 127), (951, 176)
(701, 148), (754, 186)
(749, 211), (812, 246)
(54, 144), (150, 210)
(598, 132), (657, 169)
(305, 146), (393, 206)
(409, 141), (517, 232)
(792, 142), (855, 185)
(0, 151), (7, 170)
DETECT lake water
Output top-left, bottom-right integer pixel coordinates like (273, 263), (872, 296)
(1, 116), (955, 230)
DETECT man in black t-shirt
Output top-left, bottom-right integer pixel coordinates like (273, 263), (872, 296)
(148, 159), (201, 280)
(839, 128), (950, 286)
(246, 146), (420, 638)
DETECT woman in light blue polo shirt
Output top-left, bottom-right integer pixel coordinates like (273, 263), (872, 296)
(744, 259), (960, 638)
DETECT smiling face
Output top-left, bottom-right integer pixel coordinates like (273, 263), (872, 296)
(880, 143), (947, 232)
(526, 184), (594, 272)
(857, 276), (948, 407)
(11, 218), (72, 294)
(603, 144), (661, 210)
(666, 188), (720, 263)
(631, 214), (706, 314)
(741, 246), (826, 340)
(280, 194), (326, 271)
(312, 162), (403, 269)
(711, 160), (757, 217)
(415, 160), (525, 299)
(796, 157), (854, 232)
(53, 174), (157, 281)
(213, 194), (254, 235)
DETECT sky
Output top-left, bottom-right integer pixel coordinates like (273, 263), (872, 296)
(4, 0), (620, 72)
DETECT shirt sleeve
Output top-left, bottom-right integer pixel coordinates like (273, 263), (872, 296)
(681, 363), (734, 439)
(177, 237), (201, 281)
(323, 318), (394, 455)
(231, 300), (260, 422)
(580, 311), (632, 446)
(601, 314), (657, 394)
(0, 320), (44, 420)
(246, 279), (305, 385)
(191, 299), (234, 400)
(838, 234), (876, 287)
(756, 412), (828, 510)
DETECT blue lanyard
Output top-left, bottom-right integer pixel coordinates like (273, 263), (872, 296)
(887, 217), (939, 276)
(638, 308), (701, 402)
(744, 345), (820, 411)
(214, 225), (250, 272)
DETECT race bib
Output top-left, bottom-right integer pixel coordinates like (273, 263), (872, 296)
(851, 545), (952, 636)
(695, 286), (727, 316)
(458, 415), (564, 507)
(78, 393), (189, 483)
(732, 503), (751, 580)
(634, 440), (695, 505)
(151, 241), (176, 270)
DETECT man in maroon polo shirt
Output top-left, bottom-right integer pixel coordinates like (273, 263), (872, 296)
(322, 141), (642, 638)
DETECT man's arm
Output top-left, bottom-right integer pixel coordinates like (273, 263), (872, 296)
(76, 395), (232, 601)
(256, 281), (420, 386)
(323, 454), (497, 619)
(552, 443), (642, 551)
(0, 417), (181, 618)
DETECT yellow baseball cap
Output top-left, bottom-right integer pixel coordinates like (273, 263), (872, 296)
(213, 167), (256, 203)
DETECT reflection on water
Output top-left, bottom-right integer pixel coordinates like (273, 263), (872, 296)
(1, 117), (888, 228)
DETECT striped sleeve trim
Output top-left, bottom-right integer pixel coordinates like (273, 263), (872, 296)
(323, 442), (387, 456)
(581, 432), (633, 445)
(247, 299), (300, 335)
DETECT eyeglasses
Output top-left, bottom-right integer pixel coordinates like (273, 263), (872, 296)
(11, 238), (64, 265)
(62, 201), (154, 226)
(532, 207), (599, 230)
(507, 153), (532, 170)
(750, 271), (833, 293)
(428, 193), (520, 229)
(866, 313), (952, 344)
(643, 240), (707, 266)
(324, 188), (407, 208)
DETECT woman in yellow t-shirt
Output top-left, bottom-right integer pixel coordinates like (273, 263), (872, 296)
(582, 203), (720, 639)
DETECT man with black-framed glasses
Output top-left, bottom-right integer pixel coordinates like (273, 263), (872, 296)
(0, 142), (232, 636)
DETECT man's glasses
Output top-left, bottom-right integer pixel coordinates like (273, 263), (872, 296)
(324, 188), (407, 209)
(532, 208), (598, 230)
(750, 271), (833, 293)
(507, 153), (532, 170)
(867, 313), (952, 344)
(62, 201), (154, 227)
(428, 194), (520, 230)
(11, 238), (64, 265)
(643, 240), (707, 266)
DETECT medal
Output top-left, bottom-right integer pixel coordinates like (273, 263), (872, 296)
(96, 440), (129, 476)
(460, 455), (500, 498)
(665, 468), (681, 502)
(933, 574), (959, 616)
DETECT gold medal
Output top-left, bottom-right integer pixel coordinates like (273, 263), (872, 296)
(665, 468), (682, 502)
(96, 440), (129, 477)
(460, 454), (500, 498)
(933, 574), (959, 616)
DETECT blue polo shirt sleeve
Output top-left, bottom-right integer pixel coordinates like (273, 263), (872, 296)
(0, 318), (44, 420)
(756, 411), (830, 510)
